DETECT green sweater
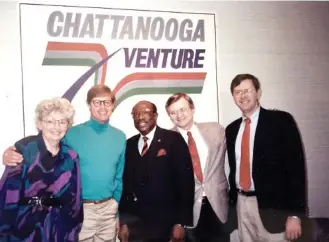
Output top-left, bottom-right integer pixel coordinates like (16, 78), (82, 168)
(63, 118), (126, 202)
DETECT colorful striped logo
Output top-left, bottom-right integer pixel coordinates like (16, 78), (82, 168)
(42, 41), (207, 108)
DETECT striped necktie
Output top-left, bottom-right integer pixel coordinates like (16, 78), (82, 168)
(141, 136), (149, 156)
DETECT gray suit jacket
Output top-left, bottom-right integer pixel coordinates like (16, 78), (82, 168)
(173, 122), (229, 227)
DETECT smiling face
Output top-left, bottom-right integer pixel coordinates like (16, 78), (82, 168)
(37, 111), (69, 144)
(167, 97), (195, 131)
(232, 79), (261, 117)
(132, 101), (158, 136)
(89, 94), (114, 123)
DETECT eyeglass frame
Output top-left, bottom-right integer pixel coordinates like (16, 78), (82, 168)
(168, 107), (191, 117)
(42, 119), (69, 128)
(91, 100), (113, 107)
(233, 88), (255, 97)
(131, 108), (155, 119)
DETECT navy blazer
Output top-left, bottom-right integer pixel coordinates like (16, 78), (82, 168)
(225, 107), (307, 233)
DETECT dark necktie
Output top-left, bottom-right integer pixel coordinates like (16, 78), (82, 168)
(141, 136), (149, 156)
(187, 131), (203, 182)
(240, 118), (251, 191)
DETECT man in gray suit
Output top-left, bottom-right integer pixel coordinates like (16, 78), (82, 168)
(165, 93), (230, 242)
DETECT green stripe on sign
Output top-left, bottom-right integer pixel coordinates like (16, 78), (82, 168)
(42, 58), (99, 85)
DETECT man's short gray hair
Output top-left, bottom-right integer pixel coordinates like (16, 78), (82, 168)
(35, 97), (75, 128)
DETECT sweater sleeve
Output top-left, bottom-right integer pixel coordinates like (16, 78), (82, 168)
(113, 139), (126, 203)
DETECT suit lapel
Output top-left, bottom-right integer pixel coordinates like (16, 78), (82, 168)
(231, 119), (242, 147)
(196, 123), (213, 149)
(252, 107), (267, 174)
(132, 135), (141, 157)
(229, 118), (242, 170)
(195, 123), (213, 179)
(128, 135), (143, 190)
(171, 126), (179, 133)
(143, 126), (164, 158)
(172, 124), (202, 183)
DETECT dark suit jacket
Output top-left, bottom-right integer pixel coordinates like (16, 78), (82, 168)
(225, 107), (307, 233)
(119, 126), (195, 240)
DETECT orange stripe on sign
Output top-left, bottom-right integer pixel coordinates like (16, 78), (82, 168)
(112, 72), (207, 95)
(46, 41), (110, 85)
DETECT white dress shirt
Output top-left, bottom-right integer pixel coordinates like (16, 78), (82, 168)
(178, 123), (208, 196)
(235, 107), (260, 191)
(138, 126), (156, 154)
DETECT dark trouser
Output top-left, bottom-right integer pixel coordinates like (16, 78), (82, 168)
(185, 197), (230, 242)
(128, 235), (169, 242)
(127, 217), (171, 242)
(129, 239), (168, 242)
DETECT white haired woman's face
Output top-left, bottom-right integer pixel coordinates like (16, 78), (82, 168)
(37, 111), (69, 144)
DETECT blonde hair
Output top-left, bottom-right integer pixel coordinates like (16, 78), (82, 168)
(86, 84), (115, 105)
(35, 97), (75, 128)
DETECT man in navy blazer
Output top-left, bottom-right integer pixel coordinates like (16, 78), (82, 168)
(119, 101), (195, 242)
(225, 74), (307, 242)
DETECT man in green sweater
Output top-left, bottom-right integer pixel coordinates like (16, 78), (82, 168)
(2, 85), (126, 242)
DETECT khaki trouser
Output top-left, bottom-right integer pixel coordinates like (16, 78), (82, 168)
(237, 194), (288, 242)
(79, 198), (118, 242)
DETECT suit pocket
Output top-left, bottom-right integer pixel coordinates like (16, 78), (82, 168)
(155, 154), (168, 159)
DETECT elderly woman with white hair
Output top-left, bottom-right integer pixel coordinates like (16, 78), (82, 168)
(0, 97), (83, 241)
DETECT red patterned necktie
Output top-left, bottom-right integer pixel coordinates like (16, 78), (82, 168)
(187, 131), (203, 182)
(240, 118), (251, 191)
(141, 136), (149, 156)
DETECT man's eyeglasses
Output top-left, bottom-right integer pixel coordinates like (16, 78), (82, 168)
(92, 100), (113, 107)
(43, 119), (68, 127)
(233, 88), (254, 97)
(168, 107), (189, 117)
(131, 108), (154, 119)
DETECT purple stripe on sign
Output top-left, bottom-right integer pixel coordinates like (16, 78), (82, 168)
(68, 149), (77, 160)
(62, 48), (122, 101)
(5, 189), (20, 203)
(24, 180), (47, 197)
(46, 171), (71, 194)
